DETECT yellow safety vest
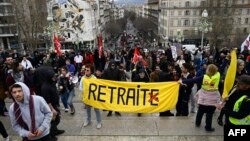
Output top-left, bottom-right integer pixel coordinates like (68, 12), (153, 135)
(229, 95), (250, 125)
(201, 72), (220, 91)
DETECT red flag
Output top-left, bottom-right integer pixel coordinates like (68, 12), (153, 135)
(132, 47), (148, 66)
(97, 34), (103, 58)
(53, 34), (62, 56)
(132, 47), (140, 64)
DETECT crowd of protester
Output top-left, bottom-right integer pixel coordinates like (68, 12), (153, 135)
(1, 38), (250, 140)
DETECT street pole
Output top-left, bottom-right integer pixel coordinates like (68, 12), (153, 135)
(46, 0), (54, 52)
(198, 9), (212, 49)
(201, 31), (204, 49)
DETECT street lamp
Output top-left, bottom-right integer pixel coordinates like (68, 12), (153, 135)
(45, 0), (55, 52)
(153, 38), (156, 50)
(91, 3), (98, 49)
(162, 35), (169, 48)
(196, 9), (212, 49)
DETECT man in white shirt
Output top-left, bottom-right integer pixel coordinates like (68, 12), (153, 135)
(21, 55), (33, 70)
(74, 52), (83, 73)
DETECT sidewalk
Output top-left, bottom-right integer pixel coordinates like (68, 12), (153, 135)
(0, 89), (224, 141)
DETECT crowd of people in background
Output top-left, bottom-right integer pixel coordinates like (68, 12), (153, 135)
(1, 36), (250, 140)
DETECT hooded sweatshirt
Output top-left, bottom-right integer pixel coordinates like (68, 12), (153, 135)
(9, 82), (52, 140)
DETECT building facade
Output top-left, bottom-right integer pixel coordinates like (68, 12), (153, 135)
(0, 0), (17, 49)
(147, 0), (250, 47)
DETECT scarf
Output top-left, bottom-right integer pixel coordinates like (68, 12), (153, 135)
(13, 72), (24, 82)
(14, 95), (35, 141)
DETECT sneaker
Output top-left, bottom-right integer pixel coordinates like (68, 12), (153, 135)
(107, 112), (112, 117)
(96, 123), (102, 129)
(191, 110), (196, 113)
(4, 136), (9, 141)
(217, 118), (223, 126)
(205, 128), (215, 132)
(115, 112), (121, 116)
(83, 120), (91, 127)
(51, 136), (58, 141)
(54, 129), (65, 135)
(70, 107), (75, 115)
(65, 108), (69, 112)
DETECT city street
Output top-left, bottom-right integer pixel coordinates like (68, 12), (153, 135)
(2, 0), (249, 141)
(0, 88), (223, 141)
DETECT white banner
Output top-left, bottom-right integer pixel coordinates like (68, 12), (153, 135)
(171, 46), (177, 59)
(241, 34), (250, 52)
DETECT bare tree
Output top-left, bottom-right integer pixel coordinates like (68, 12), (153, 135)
(205, 0), (234, 49)
(133, 17), (157, 41)
(11, 0), (47, 52)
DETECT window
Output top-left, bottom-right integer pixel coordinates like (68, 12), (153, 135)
(170, 30), (173, 36)
(213, 0), (217, 7)
(200, 1), (206, 7)
(165, 11), (167, 15)
(170, 2), (173, 7)
(185, 1), (190, 7)
(231, 18), (234, 24)
(243, 28), (247, 33)
(238, 18), (241, 24)
(194, 1), (197, 7)
(184, 30), (189, 35)
(170, 20), (174, 26)
(193, 10), (197, 15)
(178, 20), (181, 26)
(185, 10), (190, 16)
(245, 18), (249, 24)
(247, 9), (250, 14)
(178, 11), (182, 16)
(184, 20), (190, 26)
(242, 0), (245, 4)
(193, 20), (196, 26)
(238, 9), (242, 15)
(171, 11), (174, 16)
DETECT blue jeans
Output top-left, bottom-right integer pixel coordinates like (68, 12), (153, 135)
(85, 105), (101, 123)
(67, 89), (75, 106)
(61, 91), (69, 109)
(194, 58), (201, 71)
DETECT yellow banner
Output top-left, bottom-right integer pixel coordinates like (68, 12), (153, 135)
(222, 50), (237, 99)
(82, 78), (180, 113)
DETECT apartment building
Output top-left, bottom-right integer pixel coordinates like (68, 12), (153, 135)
(0, 0), (17, 49)
(144, 0), (160, 38)
(145, 0), (250, 47)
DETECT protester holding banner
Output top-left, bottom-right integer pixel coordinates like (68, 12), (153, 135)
(79, 64), (102, 129)
(180, 64), (221, 132)
(158, 62), (175, 116)
(176, 63), (194, 116)
(132, 68), (150, 116)
(102, 60), (122, 117)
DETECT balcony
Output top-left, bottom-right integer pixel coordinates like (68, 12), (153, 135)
(0, 12), (14, 16)
(0, 23), (15, 27)
(0, 32), (17, 37)
(0, 0), (12, 5)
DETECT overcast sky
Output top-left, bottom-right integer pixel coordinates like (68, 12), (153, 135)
(114, 0), (146, 4)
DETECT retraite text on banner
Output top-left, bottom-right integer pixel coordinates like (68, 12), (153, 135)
(82, 78), (180, 113)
